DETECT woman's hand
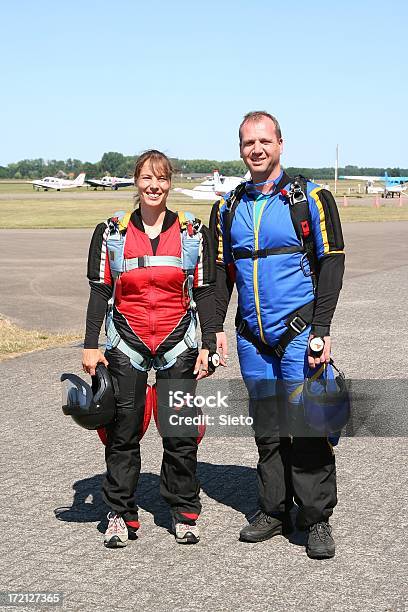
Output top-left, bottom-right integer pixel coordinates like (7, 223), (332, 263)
(193, 349), (210, 380)
(82, 348), (109, 376)
(216, 331), (228, 366)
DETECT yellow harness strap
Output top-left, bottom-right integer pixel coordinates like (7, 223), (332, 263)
(177, 211), (187, 230)
(118, 211), (132, 232)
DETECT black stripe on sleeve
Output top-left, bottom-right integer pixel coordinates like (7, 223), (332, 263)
(87, 222), (109, 283)
(209, 200), (223, 262)
(199, 224), (216, 285)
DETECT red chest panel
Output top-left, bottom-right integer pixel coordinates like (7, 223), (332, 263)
(114, 219), (187, 353)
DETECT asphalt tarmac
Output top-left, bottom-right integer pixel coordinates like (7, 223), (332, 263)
(0, 222), (407, 611)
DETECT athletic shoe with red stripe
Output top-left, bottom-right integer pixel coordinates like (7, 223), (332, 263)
(172, 518), (200, 544)
(104, 513), (128, 548)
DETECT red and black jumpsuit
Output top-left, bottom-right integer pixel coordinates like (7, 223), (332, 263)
(85, 208), (216, 529)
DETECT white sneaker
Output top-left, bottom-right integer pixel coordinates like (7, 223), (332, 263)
(173, 519), (200, 544)
(104, 512), (128, 548)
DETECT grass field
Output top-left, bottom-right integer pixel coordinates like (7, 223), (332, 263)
(0, 181), (407, 228)
(0, 317), (81, 361)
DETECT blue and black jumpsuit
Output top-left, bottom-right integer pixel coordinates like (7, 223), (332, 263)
(210, 172), (345, 528)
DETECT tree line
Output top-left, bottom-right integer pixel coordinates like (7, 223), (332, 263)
(0, 152), (406, 180)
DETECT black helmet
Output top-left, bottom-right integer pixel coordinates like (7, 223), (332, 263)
(303, 360), (350, 435)
(60, 364), (116, 430)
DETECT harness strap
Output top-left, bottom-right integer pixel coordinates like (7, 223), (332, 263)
(288, 176), (318, 280)
(236, 300), (315, 359)
(224, 182), (246, 242)
(152, 316), (197, 369)
(233, 245), (304, 260)
(123, 255), (182, 272)
(106, 315), (197, 372)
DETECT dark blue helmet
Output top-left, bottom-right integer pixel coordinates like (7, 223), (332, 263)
(61, 364), (116, 430)
(303, 360), (350, 435)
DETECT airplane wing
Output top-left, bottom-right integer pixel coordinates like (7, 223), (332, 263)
(111, 178), (134, 189)
(173, 188), (217, 201)
(86, 179), (104, 187)
(340, 175), (383, 182)
(32, 181), (62, 190)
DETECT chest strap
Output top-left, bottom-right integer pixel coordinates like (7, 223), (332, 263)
(233, 245), (304, 260)
(106, 314), (197, 372)
(236, 300), (315, 359)
(123, 255), (182, 272)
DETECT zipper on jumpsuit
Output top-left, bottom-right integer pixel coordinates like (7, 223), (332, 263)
(149, 264), (157, 354)
(253, 195), (268, 344)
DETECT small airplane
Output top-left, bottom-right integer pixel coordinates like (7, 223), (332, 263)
(86, 176), (134, 190)
(340, 172), (408, 198)
(30, 173), (86, 191)
(174, 170), (249, 201)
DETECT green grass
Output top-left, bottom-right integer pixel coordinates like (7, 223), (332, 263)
(337, 206), (408, 222)
(0, 317), (81, 361)
(0, 194), (213, 228)
(0, 181), (407, 228)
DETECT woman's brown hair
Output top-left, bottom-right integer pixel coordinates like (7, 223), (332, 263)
(133, 150), (173, 182)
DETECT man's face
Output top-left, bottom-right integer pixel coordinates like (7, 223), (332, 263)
(240, 118), (283, 179)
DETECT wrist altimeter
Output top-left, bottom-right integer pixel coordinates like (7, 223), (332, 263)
(208, 352), (220, 372)
(309, 337), (325, 358)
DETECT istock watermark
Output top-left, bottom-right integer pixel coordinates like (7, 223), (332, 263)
(169, 389), (229, 409)
(168, 413), (253, 427)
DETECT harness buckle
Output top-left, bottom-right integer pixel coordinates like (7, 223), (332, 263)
(236, 320), (246, 335)
(153, 354), (167, 369)
(289, 181), (307, 207)
(184, 333), (195, 349)
(289, 315), (307, 334)
(273, 344), (285, 358)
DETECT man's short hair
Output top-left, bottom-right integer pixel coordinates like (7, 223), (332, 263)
(239, 111), (282, 144)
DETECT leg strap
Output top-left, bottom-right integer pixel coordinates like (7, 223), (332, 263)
(106, 315), (197, 372)
(236, 300), (314, 358)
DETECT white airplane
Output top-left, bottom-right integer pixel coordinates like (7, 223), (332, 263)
(30, 173), (86, 191)
(86, 176), (134, 190)
(340, 172), (408, 197)
(174, 170), (249, 201)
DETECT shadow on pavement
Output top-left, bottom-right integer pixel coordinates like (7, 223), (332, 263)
(53, 462), (305, 544)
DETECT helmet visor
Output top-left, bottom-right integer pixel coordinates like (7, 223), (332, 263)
(61, 374), (93, 415)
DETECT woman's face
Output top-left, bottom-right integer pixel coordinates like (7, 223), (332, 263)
(136, 160), (171, 209)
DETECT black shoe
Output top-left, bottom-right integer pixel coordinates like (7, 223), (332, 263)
(239, 511), (292, 543)
(306, 521), (335, 559)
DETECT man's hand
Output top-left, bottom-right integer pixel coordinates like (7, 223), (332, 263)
(82, 348), (109, 376)
(307, 335), (331, 369)
(216, 331), (228, 366)
(194, 349), (210, 380)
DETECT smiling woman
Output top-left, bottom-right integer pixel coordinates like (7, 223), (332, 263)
(79, 148), (217, 549)
(133, 150), (172, 237)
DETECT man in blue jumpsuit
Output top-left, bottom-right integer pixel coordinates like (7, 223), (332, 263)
(210, 111), (345, 558)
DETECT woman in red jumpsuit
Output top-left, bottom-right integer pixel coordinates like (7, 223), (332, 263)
(82, 150), (216, 547)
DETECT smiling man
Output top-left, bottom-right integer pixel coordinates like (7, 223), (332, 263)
(210, 111), (345, 559)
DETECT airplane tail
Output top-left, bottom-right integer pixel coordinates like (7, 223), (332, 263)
(74, 172), (86, 186)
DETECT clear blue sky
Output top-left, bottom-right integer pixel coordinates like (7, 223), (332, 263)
(1, 0), (406, 167)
